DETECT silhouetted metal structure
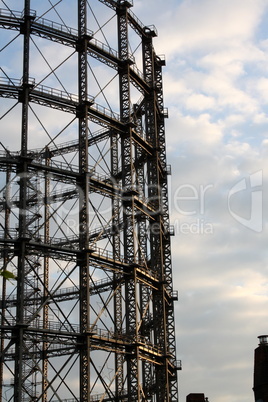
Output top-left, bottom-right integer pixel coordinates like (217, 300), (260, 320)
(0, 0), (179, 400)
(253, 335), (268, 402)
(186, 394), (209, 402)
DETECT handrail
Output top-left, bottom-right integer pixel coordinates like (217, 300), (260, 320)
(0, 227), (149, 267)
(32, 83), (81, 103)
(0, 277), (121, 304)
(0, 77), (120, 122)
(34, 15), (92, 38)
(1, 319), (161, 356)
(128, 9), (158, 37)
(0, 8), (21, 19)
(0, 8), (36, 19)
(0, 77), (21, 87)
(2, 318), (80, 333)
(90, 36), (119, 60)
(49, 158), (79, 173)
(130, 62), (144, 81)
(29, 127), (110, 156)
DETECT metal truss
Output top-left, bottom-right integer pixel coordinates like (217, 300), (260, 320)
(0, 0), (180, 401)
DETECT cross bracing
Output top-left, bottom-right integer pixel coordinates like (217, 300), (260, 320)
(0, 0), (179, 401)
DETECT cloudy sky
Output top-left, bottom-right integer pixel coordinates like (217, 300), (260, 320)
(135, 0), (268, 401)
(2, 0), (268, 401)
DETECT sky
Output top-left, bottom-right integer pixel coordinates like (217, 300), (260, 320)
(2, 0), (268, 401)
(135, 0), (268, 401)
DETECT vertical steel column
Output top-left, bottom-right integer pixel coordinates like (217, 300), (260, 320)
(111, 129), (125, 397)
(117, 2), (140, 400)
(0, 167), (11, 402)
(77, 1), (90, 400)
(14, 0), (31, 399)
(142, 30), (169, 401)
(42, 152), (50, 402)
(111, 130), (121, 264)
(135, 136), (153, 398)
(155, 55), (178, 401)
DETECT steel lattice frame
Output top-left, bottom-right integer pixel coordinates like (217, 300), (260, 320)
(0, 0), (180, 401)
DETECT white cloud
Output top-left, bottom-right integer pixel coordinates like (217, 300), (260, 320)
(167, 112), (223, 151)
(254, 76), (268, 102)
(185, 93), (216, 111)
(154, 0), (268, 55)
